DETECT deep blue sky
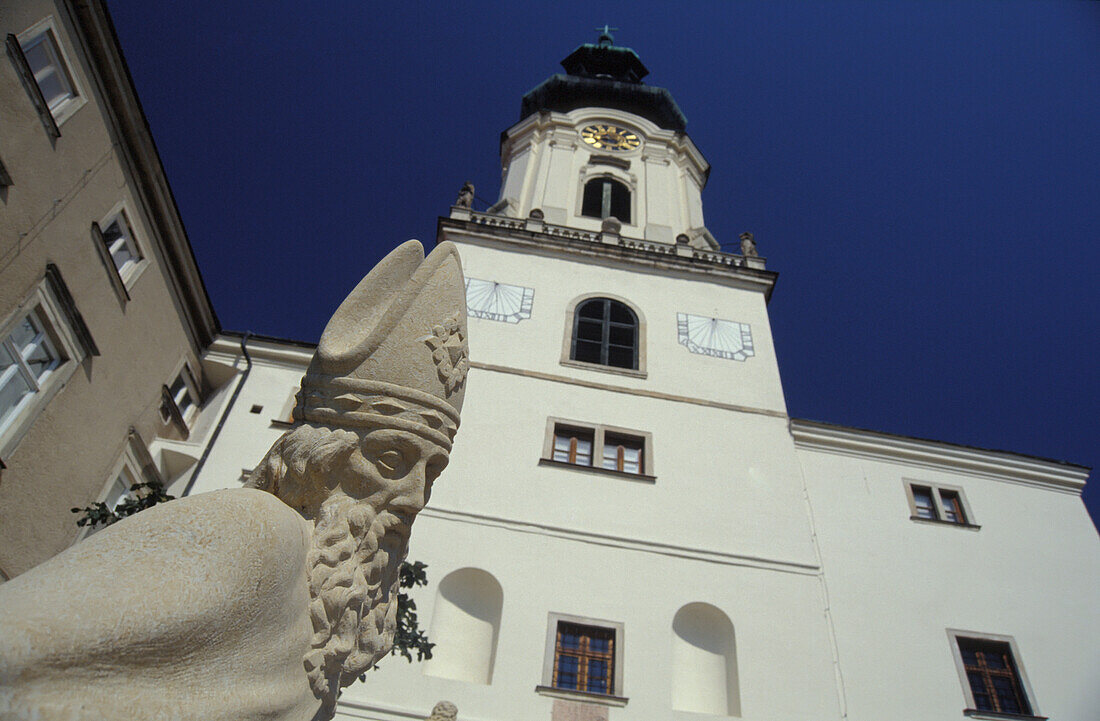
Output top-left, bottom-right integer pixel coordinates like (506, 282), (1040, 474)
(107, 1), (1099, 527)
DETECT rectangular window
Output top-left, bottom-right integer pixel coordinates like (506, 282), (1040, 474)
(539, 612), (626, 701)
(21, 29), (74, 113)
(100, 210), (142, 281)
(545, 418), (652, 478)
(905, 481), (974, 526)
(950, 633), (1037, 717)
(161, 363), (200, 436)
(553, 622), (615, 695)
(10, 18), (85, 131)
(553, 426), (594, 466)
(0, 306), (61, 436)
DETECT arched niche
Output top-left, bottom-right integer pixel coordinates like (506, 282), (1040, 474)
(422, 568), (503, 685)
(671, 602), (740, 716)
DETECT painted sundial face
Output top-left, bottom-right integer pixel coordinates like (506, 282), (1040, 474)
(581, 124), (641, 151)
(676, 313), (755, 361)
(465, 278), (534, 323)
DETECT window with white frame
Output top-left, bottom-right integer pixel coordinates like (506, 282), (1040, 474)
(14, 18), (84, 126)
(161, 364), (200, 435)
(544, 418), (653, 479)
(904, 481), (977, 527)
(83, 462), (138, 537)
(99, 208), (143, 283)
(0, 306), (62, 438)
(0, 274), (91, 458)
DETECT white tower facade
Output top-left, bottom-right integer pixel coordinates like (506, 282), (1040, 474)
(186, 31), (1098, 721)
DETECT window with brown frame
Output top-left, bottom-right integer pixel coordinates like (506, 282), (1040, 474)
(956, 637), (1033, 715)
(905, 482), (973, 526)
(552, 621), (615, 695)
(552, 426), (594, 466)
(547, 420), (650, 477)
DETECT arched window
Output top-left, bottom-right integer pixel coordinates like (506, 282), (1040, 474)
(422, 568), (503, 685)
(671, 603), (740, 716)
(581, 177), (631, 224)
(571, 298), (638, 370)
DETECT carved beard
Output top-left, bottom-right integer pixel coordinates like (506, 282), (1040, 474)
(302, 491), (410, 707)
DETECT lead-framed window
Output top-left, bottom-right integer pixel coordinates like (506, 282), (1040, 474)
(947, 630), (1043, 720)
(904, 481), (978, 528)
(537, 612), (627, 704)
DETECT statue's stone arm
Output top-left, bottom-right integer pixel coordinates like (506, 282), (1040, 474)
(0, 488), (318, 721)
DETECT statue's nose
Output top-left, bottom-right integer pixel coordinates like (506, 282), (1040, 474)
(387, 464), (429, 514)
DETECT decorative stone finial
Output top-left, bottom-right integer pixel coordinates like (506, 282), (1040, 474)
(676, 233), (690, 245)
(455, 181), (474, 209)
(596, 25), (618, 46)
(739, 231), (759, 258)
(426, 701), (458, 721)
(601, 217), (622, 234)
(528, 208), (545, 220)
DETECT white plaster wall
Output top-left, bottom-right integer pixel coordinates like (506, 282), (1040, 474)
(499, 109), (709, 242)
(453, 240), (789, 416)
(797, 446), (1100, 721)
(339, 516), (840, 721)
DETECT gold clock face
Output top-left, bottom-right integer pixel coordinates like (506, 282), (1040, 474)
(581, 124), (641, 151)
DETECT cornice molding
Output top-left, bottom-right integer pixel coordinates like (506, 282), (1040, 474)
(790, 419), (1089, 494)
(440, 212), (777, 299)
(205, 335), (313, 370)
(420, 505), (820, 576)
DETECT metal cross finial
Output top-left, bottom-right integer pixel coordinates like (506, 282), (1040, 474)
(596, 25), (618, 45)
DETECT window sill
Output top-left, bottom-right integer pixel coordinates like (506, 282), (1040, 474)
(560, 358), (647, 380)
(535, 686), (628, 707)
(539, 457), (655, 483)
(963, 710), (1046, 721)
(910, 516), (981, 531)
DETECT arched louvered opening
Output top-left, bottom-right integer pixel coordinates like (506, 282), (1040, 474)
(581, 177), (631, 224)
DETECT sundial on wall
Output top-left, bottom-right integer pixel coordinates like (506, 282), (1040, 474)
(676, 313), (755, 361)
(465, 278), (534, 323)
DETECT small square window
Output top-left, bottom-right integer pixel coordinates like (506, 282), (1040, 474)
(905, 481), (975, 527)
(11, 17), (86, 131)
(553, 426), (594, 466)
(602, 432), (643, 474)
(161, 363), (201, 437)
(21, 30), (75, 114)
(0, 306), (62, 436)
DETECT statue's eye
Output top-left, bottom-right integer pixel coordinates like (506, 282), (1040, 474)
(376, 450), (405, 475)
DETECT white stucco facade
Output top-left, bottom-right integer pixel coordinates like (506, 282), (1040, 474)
(185, 52), (1098, 721)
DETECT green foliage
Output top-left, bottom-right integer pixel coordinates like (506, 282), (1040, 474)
(72, 482), (434, 671)
(70, 481), (175, 528)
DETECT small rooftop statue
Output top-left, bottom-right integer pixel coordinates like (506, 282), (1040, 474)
(739, 231), (759, 258)
(0, 240), (469, 721)
(425, 701), (458, 721)
(455, 181), (475, 209)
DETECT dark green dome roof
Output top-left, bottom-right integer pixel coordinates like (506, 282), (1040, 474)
(520, 31), (687, 132)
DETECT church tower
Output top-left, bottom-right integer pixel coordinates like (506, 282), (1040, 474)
(350, 30), (843, 721)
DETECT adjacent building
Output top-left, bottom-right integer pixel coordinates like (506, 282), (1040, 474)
(0, 0), (219, 577)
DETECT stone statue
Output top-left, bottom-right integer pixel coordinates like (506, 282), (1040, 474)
(425, 701), (458, 721)
(739, 231), (759, 258)
(455, 181), (474, 208)
(0, 240), (469, 721)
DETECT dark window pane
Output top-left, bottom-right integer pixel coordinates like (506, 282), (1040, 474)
(607, 345), (634, 369)
(608, 302), (634, 324)
(573, 339), (602, 364)
(581, 180), (604, 218)
(608, 324), (634, 346)
(609, 180), (631, 223)
(578, 300), (605, 319)
(577, 319), (604, 341)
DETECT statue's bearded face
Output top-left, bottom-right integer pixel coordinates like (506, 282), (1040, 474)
(247, 424), (450, 706)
